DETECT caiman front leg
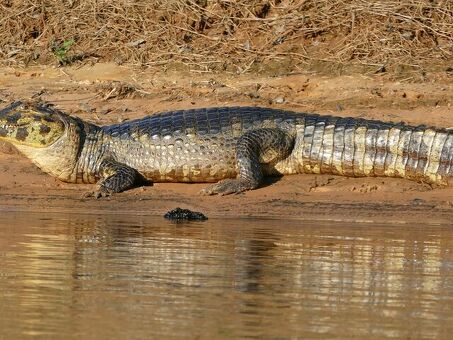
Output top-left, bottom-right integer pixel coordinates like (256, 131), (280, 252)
(84, 158), (138, 198)
(201, 128), (295, 195)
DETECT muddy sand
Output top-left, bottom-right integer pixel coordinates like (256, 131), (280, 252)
(0, 64), (452, 223)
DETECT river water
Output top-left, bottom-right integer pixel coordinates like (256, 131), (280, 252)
(0, 212), (451, 339)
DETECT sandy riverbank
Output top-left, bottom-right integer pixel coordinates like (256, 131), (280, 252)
(0, 64), (452, 223)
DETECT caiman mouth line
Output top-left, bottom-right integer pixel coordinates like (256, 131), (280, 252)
(1, 122), (29, 128)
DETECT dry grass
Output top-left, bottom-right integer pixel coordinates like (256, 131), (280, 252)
(0, 0), (451, 74)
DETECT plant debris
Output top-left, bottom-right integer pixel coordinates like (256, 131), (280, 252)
(164, 207), (208, 221)
(0, 1), (451, 75)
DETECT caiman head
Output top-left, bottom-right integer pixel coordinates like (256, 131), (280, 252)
(0, 101), (66, 147)
(0, 101), (87, 182)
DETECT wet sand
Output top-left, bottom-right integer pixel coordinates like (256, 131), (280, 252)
(0, 64), (452, 223)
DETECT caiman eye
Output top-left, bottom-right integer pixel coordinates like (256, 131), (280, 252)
(14, 122), (29, 127)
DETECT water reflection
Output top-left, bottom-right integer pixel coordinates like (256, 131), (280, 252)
(0, 212), (451, 339)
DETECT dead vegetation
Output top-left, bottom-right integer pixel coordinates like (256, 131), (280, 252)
(0, 1), (451, 75)
(95, 81), (150, 100)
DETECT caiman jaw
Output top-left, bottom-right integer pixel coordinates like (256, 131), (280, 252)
(0, 102), (66, 147)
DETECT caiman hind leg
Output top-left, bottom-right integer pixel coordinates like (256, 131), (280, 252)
(201, 128), (295, 195)
(84, 158), (138, 198)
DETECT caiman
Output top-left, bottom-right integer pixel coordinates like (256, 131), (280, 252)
(0, 101), (451, 197)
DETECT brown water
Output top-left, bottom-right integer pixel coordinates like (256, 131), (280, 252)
(0, 212), (452, 340)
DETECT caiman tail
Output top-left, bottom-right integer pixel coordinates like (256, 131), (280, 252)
(297, 115), (452, 186)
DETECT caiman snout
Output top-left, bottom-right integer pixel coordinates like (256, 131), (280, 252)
(0, 101), (65, 147)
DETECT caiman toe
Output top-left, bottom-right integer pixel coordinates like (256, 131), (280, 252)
(200, 179), (253, 196)
(81, 187), (112, 199)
